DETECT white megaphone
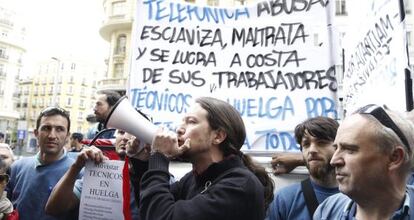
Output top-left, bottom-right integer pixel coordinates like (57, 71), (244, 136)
(104, 96), (158, 144)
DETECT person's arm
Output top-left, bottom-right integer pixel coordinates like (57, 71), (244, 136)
(127, 137), (151, 203)
(45, 146), (105, 216)
(271, 152), (305, 175)
(45, 163), (82, 215)
(140, 153), (264, 220)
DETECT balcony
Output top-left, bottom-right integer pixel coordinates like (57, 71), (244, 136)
(0, 19), (13, 27)
(0, 54), (9, 60)
(99, 14), (133, 41)
(113, 52), (126, 64)
(97, 77), (128, 94)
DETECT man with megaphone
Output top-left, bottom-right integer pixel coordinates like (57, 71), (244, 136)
(130, 97), (274, 220)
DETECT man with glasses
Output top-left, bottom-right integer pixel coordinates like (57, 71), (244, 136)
(0, 159), (14, 219)
(7, 107), (82, 220)
(314, 105), (414, 219)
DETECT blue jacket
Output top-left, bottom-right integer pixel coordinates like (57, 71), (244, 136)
(267, 180), (338, 220)
(314, 185), (414, 220)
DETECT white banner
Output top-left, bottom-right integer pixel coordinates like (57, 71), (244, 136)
(79, 160), (126, 220)
(342, 0), (408, 113)
(129, 0), (339, 152)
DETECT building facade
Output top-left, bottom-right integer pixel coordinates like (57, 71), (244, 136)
(16, 57), (103, 151)
(0, 2), (25, 144)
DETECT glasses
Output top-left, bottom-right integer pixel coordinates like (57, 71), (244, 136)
(40, 106), (70, 117)
(356, 104), (410, 152)
(0, 174), (9, 183)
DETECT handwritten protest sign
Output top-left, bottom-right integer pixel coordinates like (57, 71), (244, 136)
(79, 160), (126, 220)
(342, 0), (408, 113)
(129, 0), (339, 152)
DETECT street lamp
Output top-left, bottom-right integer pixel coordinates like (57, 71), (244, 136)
(51, 57), (60, 107)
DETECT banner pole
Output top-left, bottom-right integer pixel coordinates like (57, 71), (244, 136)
(399, 0), (413, 111)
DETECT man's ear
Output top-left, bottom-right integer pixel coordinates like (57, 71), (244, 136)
(388, 146), (405, 171)
(34, 129), (39, 137)
(213, 129), (227, 145)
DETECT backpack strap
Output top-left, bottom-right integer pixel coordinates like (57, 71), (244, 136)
(301, 178), (319, 216)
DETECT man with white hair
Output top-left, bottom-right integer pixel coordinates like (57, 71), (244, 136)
(0, 144), (14, 169)
(314, 104), (414, 219)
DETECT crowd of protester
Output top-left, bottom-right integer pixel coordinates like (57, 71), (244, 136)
(1, 89), (414, 220)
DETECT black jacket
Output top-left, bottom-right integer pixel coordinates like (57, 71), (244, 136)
(136, 153), (265, 220)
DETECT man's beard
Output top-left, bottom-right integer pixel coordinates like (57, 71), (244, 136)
(306, 159), (335, 180)
(118, 151), (126, 160)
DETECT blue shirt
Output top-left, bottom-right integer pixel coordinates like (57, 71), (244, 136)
(7, 151), (82, 220)
(267, 180), (339, 220)
(314, 185), (414, 220)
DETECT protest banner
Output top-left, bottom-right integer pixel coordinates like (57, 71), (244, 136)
(79, 160), (128, 220)
(129, 0), (339, 153)
(342, 0), (409, 113)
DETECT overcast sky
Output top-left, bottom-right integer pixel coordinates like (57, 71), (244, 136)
(10, 0), (109, 76)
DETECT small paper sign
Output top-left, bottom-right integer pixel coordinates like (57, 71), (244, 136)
(79, 160), (126, 220)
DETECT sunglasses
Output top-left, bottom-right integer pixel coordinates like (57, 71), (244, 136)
(356, 104), (410, 152)
(0, 174), (9, 183)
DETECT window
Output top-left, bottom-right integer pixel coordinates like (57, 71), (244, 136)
(406, 0), (411, 14)
(0, 64), (4, 76)
(112, 1), (126, 16)
(408, 31), (412, 46)
(70, 63), (76, 70)
(1, 30), (8, 37)
(67, 86), (73, 94)
(234, 0), (246, 6)
(336, 0), (347, 15)
(114, 63), (124, 78)
(0, 47), (7, 59)
(115, 35), (126, 54)
(67, 97), (71, 106)
(207, 0), (219, 6)
(78, 112), (83, 120)
(80, 99), (85, 108)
